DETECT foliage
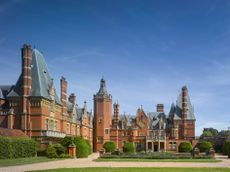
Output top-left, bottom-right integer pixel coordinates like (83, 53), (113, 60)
(223, 141), (230, 155)
(85, 140), (92, 155)
(123, 142), (135, 153)
(59, 153), (71, 158)
(103, 141), (116, 153)
(197, 141), (213, 153)
(178, 142), (193, 152)
(0, 137), (36, 159)
(61, 136), (72, 148)
(37, 148), (47, 157)
(53, 144), (66, 156)
(74, 137), (89, 158)
(200, 131), (213, 139)
(46, 145), (58, 158)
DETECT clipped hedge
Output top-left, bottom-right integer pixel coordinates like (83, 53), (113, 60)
(0, 137), (36, 159)
(123, 142), (135, 153)
(197, 141), (213, 153)
(85, 139), (92, 155)
(179, 142), (193, 153)
(223, 141), (230, 155)
(103, 141), (116, 153)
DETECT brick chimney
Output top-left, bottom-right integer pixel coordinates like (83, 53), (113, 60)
(156, 104), (164, 112)
(21, 44), (32, 135)
(60, 76), (67, 132)
(68, 93), (76, 105)
(113, 102), (119, 127)
(182, 86), (188, 119)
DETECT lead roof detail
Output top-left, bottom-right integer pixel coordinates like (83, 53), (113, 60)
(95, 78), (112, 99)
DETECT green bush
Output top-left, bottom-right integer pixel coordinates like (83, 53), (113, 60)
(85, 140), (92, 155)
(179, 142), (193, 152)
(0, 137), (36, 159)
(59, 153), (71, 158)
(61, 136), (72, 148)
(103, 141), (116, 153)
(46, 145), (58, 158)
(0, 137), (12, 159)
(53, 144), (66, 156)
(223, 141), (230, 155)
(123, 142), (135, 153)
(74, 137), (89, 158)
(197, 141), (213, 153)
(37, 147), (47, 157)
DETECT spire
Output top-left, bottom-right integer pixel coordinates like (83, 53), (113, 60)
(95, 77), (111, 99)
(84, 100), (87, 111)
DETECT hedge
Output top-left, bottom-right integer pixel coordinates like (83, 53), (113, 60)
(123, 142), (135, 153)
(0, 137), (37, 159)
(46, 145), (58, 158)
(197, 141), (213, 153)
(103, 141), (116, 153)
(223, 141), (230, 155)
(179, 142), (193, 152)
(85, 139), (92, 155)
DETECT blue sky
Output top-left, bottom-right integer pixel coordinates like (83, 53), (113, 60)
(0, 0), (230, 135)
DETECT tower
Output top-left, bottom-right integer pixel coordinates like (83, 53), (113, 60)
(93, 78), (112, 152)
(21, 44), (32, 135)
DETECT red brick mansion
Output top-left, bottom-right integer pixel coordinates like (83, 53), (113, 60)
(93, 78), (197, 152)
(0, 44), (93, 145)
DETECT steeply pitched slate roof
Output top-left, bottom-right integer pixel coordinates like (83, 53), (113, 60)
(169, 92), (195, 120)
(0, 127), (28, 137)
(0, 85), (14, 99)
(95, 78), (112, 99)
(147, 112), (167, 129)
(7, 49), (61, 104)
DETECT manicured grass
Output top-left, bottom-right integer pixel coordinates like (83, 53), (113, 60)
(29, 167), (230, 172)
(96, 158), (221, 163)
(0, 157), (59, 167)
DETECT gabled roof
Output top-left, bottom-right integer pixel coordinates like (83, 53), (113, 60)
(147, 112), (167, 130)
(7, 49), (61, 104)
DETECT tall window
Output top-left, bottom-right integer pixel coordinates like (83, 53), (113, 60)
(49, 120), (54, 130)
(45, 119), (49, 130)
(54, 121), (57, 131)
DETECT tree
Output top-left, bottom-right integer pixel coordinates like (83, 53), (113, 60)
(200, 131), (213, 139)
(123, 142), (135, 153)
(197, 141), (213, 152)
(179, 142), (193, 152)
(103, 141), (116, 153)
(223, 141), (230, 155)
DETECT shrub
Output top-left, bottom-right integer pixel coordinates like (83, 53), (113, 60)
(103, 141), (116, 153)
(37, 147), (47, 157)
(85, 140), (92, 155)
(53, 144), (66, 156)
(179, 142), (193, 152)
(61, 136), (72, 148)
(123, 142), (135, 153)
(0, 137), (12, 159)
(223, 141), (230, 155)
(59, 153), (71, 158)
(46, 145), (58, 158)
(0, 137), (36, 159)
(74, 137), (89, 158)
(197, 141), (213, 153)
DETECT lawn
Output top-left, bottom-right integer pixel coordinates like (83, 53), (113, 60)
(96, 158), (221, 163)
(0, 157), (59, 167)
(29, 167), (230, 172)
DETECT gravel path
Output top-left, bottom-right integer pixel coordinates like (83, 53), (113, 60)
(0, 153), (229, 172)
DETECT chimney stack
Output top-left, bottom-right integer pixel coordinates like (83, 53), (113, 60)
(182, 86), (188, 119)
(68, 93), (76, 105)
(156, 104), (164, 112)
(60, 77), (67, 133)
(113, 102), (119, 127)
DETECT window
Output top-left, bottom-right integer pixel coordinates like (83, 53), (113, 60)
(98, 118), (102, 124)
(105, 129), (109, 134)
(97, 137), (103, 143)
(54, 121), (57, 131)
(67, 123), (70, 134)
(45, 119), (49, 130)
(49, 120), (53, 130)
